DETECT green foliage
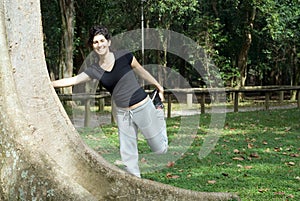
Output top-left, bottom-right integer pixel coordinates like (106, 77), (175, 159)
(41, 0), (62, 78)
(42, 0), (300, 87)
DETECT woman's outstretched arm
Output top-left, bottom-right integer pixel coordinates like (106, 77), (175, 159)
(52, 72), (91, 88)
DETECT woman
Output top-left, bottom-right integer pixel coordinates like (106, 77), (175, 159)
(52, 25), (168, 178)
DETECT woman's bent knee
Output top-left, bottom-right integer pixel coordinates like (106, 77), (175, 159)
(154, 143), (168, 154)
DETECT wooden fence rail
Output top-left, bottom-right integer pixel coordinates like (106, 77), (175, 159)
(58, 93), (110, 126)
(58, 86), (300, 126)
(164, 86), (300, 117)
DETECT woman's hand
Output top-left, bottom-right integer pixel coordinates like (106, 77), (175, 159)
(157, 86), (165, 102)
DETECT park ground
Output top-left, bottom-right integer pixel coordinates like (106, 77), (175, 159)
(74, 102), (300, 201)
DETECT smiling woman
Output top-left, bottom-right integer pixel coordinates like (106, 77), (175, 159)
(53, 25), (168, 178)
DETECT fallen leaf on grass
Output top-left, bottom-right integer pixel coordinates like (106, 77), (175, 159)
(166, 161), (175, 167)
(245, 138), (256, 142)
(207, 180), (217, 184)
(217, 162), (226, 166)
(285, 127), (292, 132)
(274, 192), (285, 195)
(236, 164), (252, 169)
(274, 147), (282, 152)
(285, 147), (292, 151)
(274, 137), (281, 141)
(250, 152), (260, 158)
(258, 188), (269, 193)
(289, 153), (300, 157)
(233, 149), (240, 154)
(248, 143), (254, 149)
(166, 173), (180, 179)
(285, 161), (295, 166)
(233, 156), (245, 161)
(87, 135), (101, 141)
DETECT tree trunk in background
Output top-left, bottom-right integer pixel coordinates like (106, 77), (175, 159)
(0, 0), (239, 200)
(290, 44), (299, 100)
(237, 7), (256, 88)
(59, 0), (75, 94)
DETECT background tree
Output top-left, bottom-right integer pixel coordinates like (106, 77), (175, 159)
(257, 0), (300, 98)
(42, 0), (300, 90)
(58, 0), (75, 94)
(41, 0), (61, 80)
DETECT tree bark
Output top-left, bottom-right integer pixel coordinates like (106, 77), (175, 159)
(59, 0), (75, 94)
(237, 7), (256, 88)
(0, 0), (240, 200)
(290, 44), (298, 100)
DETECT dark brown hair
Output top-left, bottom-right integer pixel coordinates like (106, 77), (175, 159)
(88, 25), (111, 47)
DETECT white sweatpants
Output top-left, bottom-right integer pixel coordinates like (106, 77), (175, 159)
(115, 98), (168, 177)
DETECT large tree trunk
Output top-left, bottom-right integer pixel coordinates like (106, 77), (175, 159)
(0, 0), (239, 200)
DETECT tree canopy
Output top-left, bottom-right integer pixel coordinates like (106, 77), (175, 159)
(42, 0), (300, 88)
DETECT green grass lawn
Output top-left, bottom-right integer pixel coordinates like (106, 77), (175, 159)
(78, 108), (300, 201)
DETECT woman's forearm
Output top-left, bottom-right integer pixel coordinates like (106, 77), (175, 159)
(138, 69), (163, 91)
(52, 77), (76, 88)
(52, 73), (91, 88)
(131, 57), (163, 91)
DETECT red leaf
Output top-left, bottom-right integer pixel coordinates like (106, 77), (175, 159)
(166, 173), (180, 179)
(250, 152), (260, 158)
(166, 161), (175, 167)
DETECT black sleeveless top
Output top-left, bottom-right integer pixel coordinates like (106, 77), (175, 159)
(84, 50), (147, 107)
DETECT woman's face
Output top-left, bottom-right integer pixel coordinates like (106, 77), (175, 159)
(92, 34), (111, 56)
